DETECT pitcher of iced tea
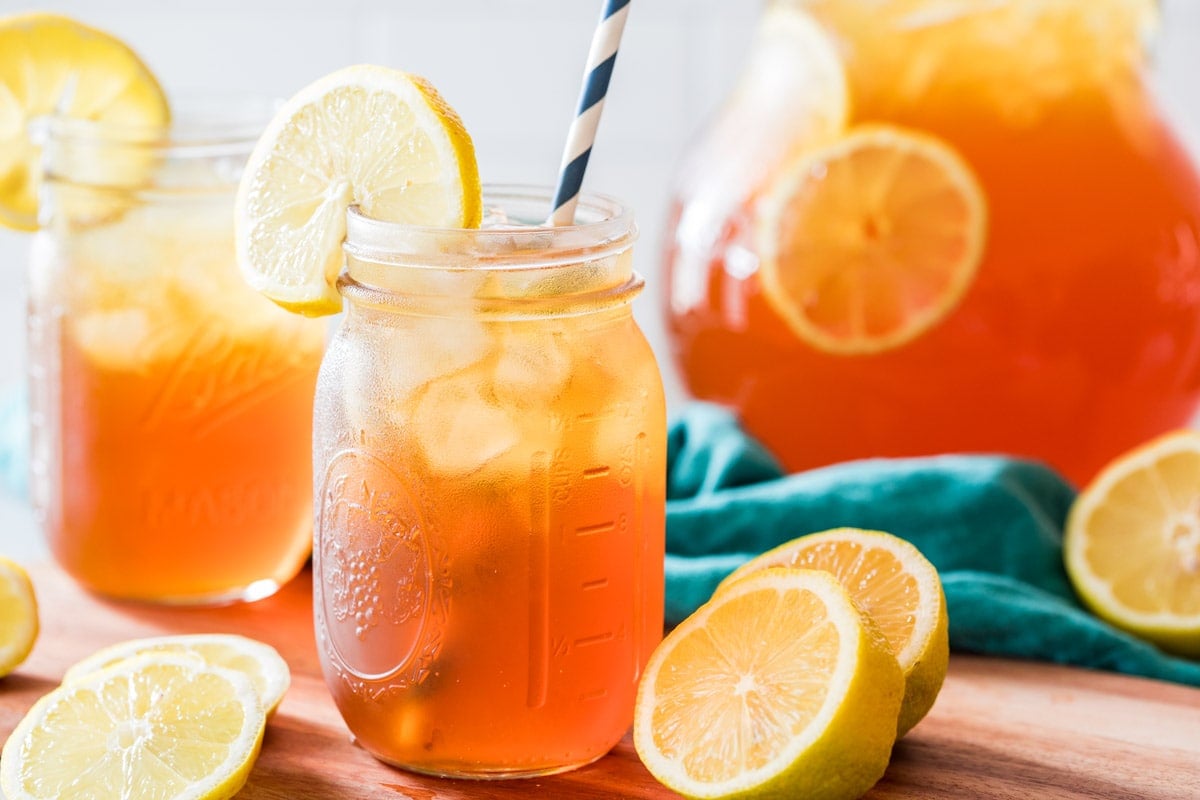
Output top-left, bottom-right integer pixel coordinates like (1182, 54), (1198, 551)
(313, 187), (666, 778)
(664, 0), (1200, 485)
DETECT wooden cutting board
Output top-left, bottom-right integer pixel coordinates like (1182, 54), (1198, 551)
(3, 563), (1199, 799)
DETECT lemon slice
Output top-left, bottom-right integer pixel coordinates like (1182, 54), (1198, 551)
(634, 568), (903, 800)
(235, 64), (483, 317)
(0, 556), (38, 677)
(62, 633), (290, 714)
(1065, 430), (1200, 658)
(0, 12), (170, 230)
(756, 124), (987, 355)
(720, 528), (949, 736)
(1, 653), (266, 800)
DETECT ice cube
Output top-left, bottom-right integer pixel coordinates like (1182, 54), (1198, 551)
(492, 327), (572, 407)
(339, 314), (489, 433)
(479, 206), (511, 228)
(412, 374), (520, 477)
(71, 308), (156, 371)
(387, 316), (490, 397)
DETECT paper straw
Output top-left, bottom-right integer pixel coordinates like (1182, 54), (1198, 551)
(549, 0), (632, 226)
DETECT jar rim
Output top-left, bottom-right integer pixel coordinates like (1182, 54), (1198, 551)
(344, 185), (637, 269)
(35, 93), (278, 159)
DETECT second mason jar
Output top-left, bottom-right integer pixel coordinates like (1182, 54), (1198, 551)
(29, 104), (326, 603)
(313, 187), (666, 778)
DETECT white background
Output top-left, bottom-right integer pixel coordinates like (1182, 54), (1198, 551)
(0, 0), (1198, 562)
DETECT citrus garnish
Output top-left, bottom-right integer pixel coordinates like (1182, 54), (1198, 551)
(720, 528), (948, 736)
(1, 653), (266, 800)
(63, 633), (290, 714)
(634, 568), (903, 800)
(235, 64), (483, 317)
(755, 123), (987, 355)
(1065, 430), (1200, 658)
(0, 556), (38, 677)
(0, 12), (170, 231)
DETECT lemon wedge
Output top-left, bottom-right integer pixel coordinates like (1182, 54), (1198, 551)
(720, 528), (949, 736)
(1065, 430), (1200, 658)
(235, 64), (482, 316)
(0, 12), (169, 230)
(756, 124), (987, 355)
(1, 653), (266, 800)
(62, 633), (290, 715)
(634, 568), (903, 800)
(0, 556), (38, 677)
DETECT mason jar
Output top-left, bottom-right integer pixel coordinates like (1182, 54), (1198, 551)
(29, 101), (325, 603)
(313, 187), (666, 778)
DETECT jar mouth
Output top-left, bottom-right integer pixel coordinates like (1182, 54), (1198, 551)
(340, 185), (641, 318)
(35, 93), (278, 160)
(344, 185), (637, 269)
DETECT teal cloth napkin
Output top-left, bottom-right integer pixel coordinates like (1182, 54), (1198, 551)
(666, 403), (1200, 687)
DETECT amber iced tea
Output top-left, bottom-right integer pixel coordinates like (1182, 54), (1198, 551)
(665, 0), (1200, 485)
(314, 192), (666, 777)
(29, 117), (324, 603)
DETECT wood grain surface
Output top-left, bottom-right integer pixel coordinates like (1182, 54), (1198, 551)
(3, 563), (1199, 799)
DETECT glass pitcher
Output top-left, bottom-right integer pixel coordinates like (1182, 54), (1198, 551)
(664, 0), (1200, 486)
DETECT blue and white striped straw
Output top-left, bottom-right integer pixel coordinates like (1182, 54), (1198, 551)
(549, 0), (632, 226)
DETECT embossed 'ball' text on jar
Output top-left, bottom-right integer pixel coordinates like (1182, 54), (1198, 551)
(313, 187), (667, 779)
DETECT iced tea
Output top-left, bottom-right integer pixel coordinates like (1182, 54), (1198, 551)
(29, 113), (324, 603)
(665, 0), (1200, 485)
(313, 190), (666, 777)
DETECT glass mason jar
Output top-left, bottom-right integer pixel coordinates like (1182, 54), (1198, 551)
(664, 0), (1200, 486)
(313, 188), (666, 779)
(28, 103), (326, 604)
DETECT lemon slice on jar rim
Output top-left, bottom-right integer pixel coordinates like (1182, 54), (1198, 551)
(235, 64), (483, 317)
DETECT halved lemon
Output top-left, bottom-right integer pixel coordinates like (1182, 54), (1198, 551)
(634, 568), (903, 800)
(1065, 430), (1200, 658)
(0, 555), (38, 677)
(720, 528), (948, 736)
(755, 124), (987, 355)
(235, 64), (483, 317)
(0, 12), (170, 230)
(1, 654), (266, 800)
(62, 633), (290, 714)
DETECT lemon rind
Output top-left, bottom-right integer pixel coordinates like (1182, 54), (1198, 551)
(634, 568), (903, 800)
